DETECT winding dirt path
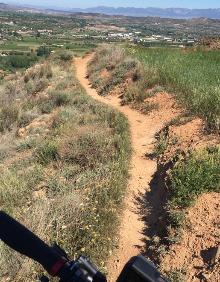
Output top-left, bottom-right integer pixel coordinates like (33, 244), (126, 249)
(75, 55), (178, 282)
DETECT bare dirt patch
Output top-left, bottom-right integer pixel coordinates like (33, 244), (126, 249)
(162, 192), (220, 282)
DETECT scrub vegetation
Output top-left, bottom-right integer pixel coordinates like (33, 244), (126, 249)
(0, 51), (131, 281)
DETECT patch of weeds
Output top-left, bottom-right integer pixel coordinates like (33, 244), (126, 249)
(165, 207), (185, 245)
(35, 141), (59, 165)
(50, 91), (71, 107)
(24, 63), (53, 82)
(34, 78), (49, 93)
(55, 79), (75, 90)
(166, 206), (185, 228)
(166, 115), (194, 128)
(28, 126), (48, 136)
(25, 80), (35, 95)
(10, 157), (33, 171)
(39, 100), (54, 114)
(0, 169), (29, 210)
(166, 225), (183, 245)
(150, 236), (168, 259)
(148, 85), (165, 96)
(88, 45), (149, 104)
(168, 147), (220, 208)
(167, 269), (186, 282)
(154, 132), (168, 157)
(61, 164), (81, 180)
(0, 149), (10, 162)
(18, 110), (39, 127)
(0, 104), (20, 132)
(57, 51), (73, 62)
(122, 85), (144, 104)
(170, 136), (179, 146)
(16, 138), (37, 152)
(47, 173), (70, 197)
(52, 108), (78, 129)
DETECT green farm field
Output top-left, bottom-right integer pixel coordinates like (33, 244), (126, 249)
(128, 46), (220, 131)
(0, 39), (96, 56)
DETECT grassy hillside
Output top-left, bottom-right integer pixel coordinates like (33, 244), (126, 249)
(129, 46), (220, 132)
(89, 45), (220, 132)
(0, 53), (131, 280)
(88, 45), (157, 114)
(88, 45), (220, 281)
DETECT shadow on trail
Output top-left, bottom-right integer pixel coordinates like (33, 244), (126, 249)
(135, 162), (171, 263)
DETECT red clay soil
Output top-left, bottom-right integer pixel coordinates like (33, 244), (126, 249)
(162, 192), (220, 282)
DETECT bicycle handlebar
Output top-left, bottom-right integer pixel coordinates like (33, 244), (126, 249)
(0, 211), (66, 276)
(0, 211), (169, 282)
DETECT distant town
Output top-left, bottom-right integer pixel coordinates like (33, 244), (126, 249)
(0, 7), (219, 56)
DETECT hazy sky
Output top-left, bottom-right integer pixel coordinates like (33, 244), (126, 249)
(4, 0), (220, 9)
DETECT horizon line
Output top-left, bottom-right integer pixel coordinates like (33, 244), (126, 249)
(3, 2), (220, 10)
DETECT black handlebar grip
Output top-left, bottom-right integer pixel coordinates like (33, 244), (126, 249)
(0, 211), (65, 275)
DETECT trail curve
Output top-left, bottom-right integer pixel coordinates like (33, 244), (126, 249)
(75, 54), (174, 282)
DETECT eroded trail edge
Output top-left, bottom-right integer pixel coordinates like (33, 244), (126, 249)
(75, 55), (177, 282)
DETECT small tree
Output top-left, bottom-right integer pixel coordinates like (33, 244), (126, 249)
(36, 46), (51, 57)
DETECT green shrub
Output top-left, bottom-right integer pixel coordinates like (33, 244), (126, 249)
(51, 91), (71, 107)
(16, 138), (37, 151)
(167, 269), (186, 282)
(7, 54), (38, 69)
(154, 132), (168, 157)
(0, 104), (19, 132)
(18, 110), (39, 127)
(39, 101), (54, 114)
(36, 46), (51, 57)
(35, 141), (59, 165)
(58, 51), (73, 61)
(168, 147), (220, 208)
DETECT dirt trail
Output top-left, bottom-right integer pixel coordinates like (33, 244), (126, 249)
(75, 55), (178, 281)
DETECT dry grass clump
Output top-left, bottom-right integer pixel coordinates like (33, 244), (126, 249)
(0, 58), (75, 135)
(88, 45), (149, 104)
(0, 57), (131, 281)
(24, 64), (53, 83)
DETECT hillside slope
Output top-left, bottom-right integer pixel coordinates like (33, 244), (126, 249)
(0, 53), (131, 280)
(84, 46), (220, 282)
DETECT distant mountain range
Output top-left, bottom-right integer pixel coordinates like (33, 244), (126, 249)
(70, 6), (220, 19)
(0, 3), (220, 19)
